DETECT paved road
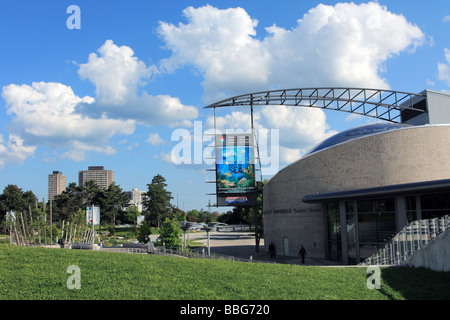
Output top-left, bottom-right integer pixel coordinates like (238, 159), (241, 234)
(151, 229), (342, 265)
(187, 230), (263, 259)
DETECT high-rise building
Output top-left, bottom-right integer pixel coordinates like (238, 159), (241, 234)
(48, 171), (66, 201)
(125, 188), (147, 212)
(78, 166), (114, 189)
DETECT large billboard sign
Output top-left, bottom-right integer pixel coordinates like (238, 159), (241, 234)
(215, 133), (257, 206)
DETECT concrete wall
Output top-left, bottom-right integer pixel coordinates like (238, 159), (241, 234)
(405, 228), (450, 272)
(263, 125), (450, 259)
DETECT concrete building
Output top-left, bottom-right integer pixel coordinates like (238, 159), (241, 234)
(48, 171), (66, 201)
(78, 166), (114, 189)
(125, 188), (147, 212)
(262, 89), (450, 265)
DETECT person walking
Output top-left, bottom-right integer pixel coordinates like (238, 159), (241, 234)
(298, 245), (307, 264)
(268, 241), (276, 259)
(58, 237), (65, 248)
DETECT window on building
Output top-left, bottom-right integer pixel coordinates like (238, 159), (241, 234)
(420, 192), (450, 220)
(357, 198), (396, 261)
(326, 202), (341, 261)
(405, 196), (417, 223)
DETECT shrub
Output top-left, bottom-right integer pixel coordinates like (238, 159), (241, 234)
(137, 221), (152, 244)
(157, 218), (182, 247)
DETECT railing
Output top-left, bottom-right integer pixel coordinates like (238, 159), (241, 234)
(72, 242), (258, 262)
(361, 215), (450, 266)
(152, 246), (260, 263)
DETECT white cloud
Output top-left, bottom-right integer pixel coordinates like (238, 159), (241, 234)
(258, 105), (337, 149)
(146, 133), (165, 146)
(438, 48), (450, 86)
(0, 134), (36, 169)
(1, 81), (135, 161)
(158, 3), (424, 167)
(158, 5), (268, 102)
(279, 146), (303, 165)
(0, 5), (426, 169)
(78, 40), (199, 125)
(78, 40), (153, 105)
(158, 3), (425, 102)
(205, 111), (254, 131)
(205, 105), (337, 166)
(0, 40), (200, 166)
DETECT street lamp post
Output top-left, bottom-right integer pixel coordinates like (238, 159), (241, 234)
(203, 226), (213, 256)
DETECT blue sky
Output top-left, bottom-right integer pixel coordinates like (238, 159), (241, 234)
(1, 0), (450, 212)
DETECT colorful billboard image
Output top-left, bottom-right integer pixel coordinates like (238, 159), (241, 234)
(215, 134), (256, 196)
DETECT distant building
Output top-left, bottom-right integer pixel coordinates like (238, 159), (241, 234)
(78, 166), (114, 189)
(48, 171), (66, 201)
(125, 188), (147, 212)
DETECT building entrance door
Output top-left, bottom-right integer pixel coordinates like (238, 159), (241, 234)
(283, 237), (289, 256)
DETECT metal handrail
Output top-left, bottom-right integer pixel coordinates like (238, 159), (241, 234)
(360, 215), (450, 266)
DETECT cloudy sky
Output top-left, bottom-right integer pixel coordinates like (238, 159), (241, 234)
(1, 1), (450, 212)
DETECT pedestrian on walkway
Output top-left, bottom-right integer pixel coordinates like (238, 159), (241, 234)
(58, 237), (65, 248)
(298, 245), (306, 264)
(269, 241), (276, 259)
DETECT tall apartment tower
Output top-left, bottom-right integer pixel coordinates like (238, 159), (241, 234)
(48, 171), (67, 201)
(78, 166), (114, 189)
(125, 188), (147, 212)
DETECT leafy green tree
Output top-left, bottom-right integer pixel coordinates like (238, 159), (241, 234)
(0, 185), (37, 224)
(96, 182), (128, 227)
(0, 185), (25, 219)
(125, 205), (140, 229)
(81, 180), (102, 206)
(186, 209), (199, 222)
(157, 217), (182, 247)
(198, 209), (213, 224)
(70, 208), (87, 227)
(53, 182), (83, 222)
(143, 174), (173, 227)
(137, 220), (152, 244)
(169, 206), (185, 221)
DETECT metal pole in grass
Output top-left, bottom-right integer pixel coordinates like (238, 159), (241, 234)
(44, 216), (47, 245)
(49, 199), (52, 245)
(9, 216), (12, 245)
(13, 216), (20, 245)
(61, 220), (65, 242)
(20, 212), (28, 245)
(203, 226), (213, 256)
(37, 216), (41, 246)
(88, 204), (95, 250)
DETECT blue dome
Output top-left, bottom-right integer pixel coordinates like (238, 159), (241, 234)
(306, 123), (410, 156)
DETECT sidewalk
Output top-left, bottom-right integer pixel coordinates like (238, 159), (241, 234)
(253, 253), (344, 266)
(189, 230), (343, 266)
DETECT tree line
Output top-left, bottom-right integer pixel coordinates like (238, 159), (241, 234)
(0, 174), (175, 229)
(0, 174), (224, 229)
(1, 174), (265, 247)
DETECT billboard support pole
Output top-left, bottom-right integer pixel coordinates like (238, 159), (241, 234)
(251, 102), (260, 256)
(254, 203), (259, 256)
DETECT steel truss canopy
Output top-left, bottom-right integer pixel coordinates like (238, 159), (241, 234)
(204, 88), (427, 123)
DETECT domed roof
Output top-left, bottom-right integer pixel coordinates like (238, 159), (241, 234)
(306, 123), (410, 156)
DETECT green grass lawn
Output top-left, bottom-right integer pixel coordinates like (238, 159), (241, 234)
(0, 244), (449, 300)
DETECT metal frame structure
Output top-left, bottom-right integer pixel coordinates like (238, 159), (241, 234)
(204, 87), (427, 257)
(204, 87), (427, 123)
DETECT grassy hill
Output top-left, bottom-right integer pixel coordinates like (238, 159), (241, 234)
(0, 244), (449, 300)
